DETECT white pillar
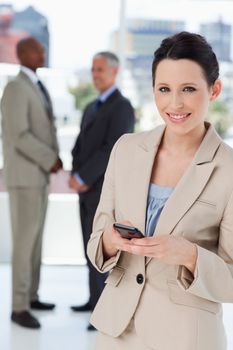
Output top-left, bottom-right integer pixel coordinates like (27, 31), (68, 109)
(118, 0), (127, 89)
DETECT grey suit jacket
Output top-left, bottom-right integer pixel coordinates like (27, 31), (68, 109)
(87, 123), (233, 350)
(1, 71), (59, 188)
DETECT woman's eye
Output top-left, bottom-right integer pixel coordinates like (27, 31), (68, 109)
(159, 87), (169, 93)
(183, 86), (196, 92)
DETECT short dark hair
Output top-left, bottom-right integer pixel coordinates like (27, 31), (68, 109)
(93, 51), (119, 67)
(16, 36), (40, 57)
(152, 31), (219, 87)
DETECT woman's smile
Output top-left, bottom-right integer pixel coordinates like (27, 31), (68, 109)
(166, 112), (192, 123)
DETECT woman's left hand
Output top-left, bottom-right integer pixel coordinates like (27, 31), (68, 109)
(121, 235), (197, 274)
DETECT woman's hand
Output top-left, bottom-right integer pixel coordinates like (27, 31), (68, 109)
(102, 221), (134, 259)
(120, 235), (197, 274)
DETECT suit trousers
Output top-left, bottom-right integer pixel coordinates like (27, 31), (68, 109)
(95, 319), (152, 349)
(8, 186), (48, 311)
(79, 190), (107, 310)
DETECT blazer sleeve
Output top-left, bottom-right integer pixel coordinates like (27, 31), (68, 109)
(177, 189), (233, 303)
(78, 100), (135, 186)
(1, 81), (57, 172)
(87, 136), (124, 273)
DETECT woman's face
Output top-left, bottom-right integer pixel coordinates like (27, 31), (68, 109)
(153, 58), (221, 136)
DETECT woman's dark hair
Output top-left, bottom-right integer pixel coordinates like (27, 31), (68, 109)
(152, 31), (219, 87)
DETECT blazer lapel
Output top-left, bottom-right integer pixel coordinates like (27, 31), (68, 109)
(19, 71), (41, 99)
(133, 125), (166, 234)
(19, 71), (52, 117)
(81, 101), (98, 130)
(155, 124), (221, 237)
(146, 124), (222, 264)
(154, 162), (215, 237)
(82, 90), (121, 131)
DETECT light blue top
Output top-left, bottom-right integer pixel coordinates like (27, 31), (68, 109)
(146, 183), (174, 237)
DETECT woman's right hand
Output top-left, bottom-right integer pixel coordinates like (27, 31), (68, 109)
(102, 221), (132, 259)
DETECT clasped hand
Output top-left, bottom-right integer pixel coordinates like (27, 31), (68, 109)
(68, 175), (90, 193)
(103, 221), (197, 274)
(50, 157), (63, 173)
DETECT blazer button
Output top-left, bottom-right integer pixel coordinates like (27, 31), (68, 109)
(136, 274), (144, 284)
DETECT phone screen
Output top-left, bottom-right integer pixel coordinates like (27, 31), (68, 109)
(113, 223), (144, 239)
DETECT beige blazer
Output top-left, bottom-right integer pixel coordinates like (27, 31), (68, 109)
(87, 123), (233, 350)
(1, 71), (58, 188)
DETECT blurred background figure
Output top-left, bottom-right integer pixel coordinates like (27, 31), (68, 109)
(69, 51), (135, 330)
(1, 37), (62, 329)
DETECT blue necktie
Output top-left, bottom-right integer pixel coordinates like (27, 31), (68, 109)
(94, 98), (102, 111)
(83, 99), (103, 128)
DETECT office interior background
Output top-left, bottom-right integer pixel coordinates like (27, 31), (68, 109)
(0, 0), (233, 349)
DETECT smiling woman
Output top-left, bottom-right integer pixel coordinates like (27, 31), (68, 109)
(87, 31), (233, 350)
(154, 59), (220, 133)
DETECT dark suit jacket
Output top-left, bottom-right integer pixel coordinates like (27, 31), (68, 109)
(71, 89), (135, 192)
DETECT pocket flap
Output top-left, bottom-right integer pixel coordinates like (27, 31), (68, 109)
(105, 267), (125, 287)
(168, 280), (220, 314)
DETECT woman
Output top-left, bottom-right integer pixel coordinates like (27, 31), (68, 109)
(87, 31), (233, 350)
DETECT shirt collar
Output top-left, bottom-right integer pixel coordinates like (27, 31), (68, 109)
(21, 66), (39, 85)
(98, 85), (117, 102)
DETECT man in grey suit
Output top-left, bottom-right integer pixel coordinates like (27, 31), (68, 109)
(1, 37), (62, 329)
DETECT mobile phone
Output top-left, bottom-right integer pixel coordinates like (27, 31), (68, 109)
(113, 223), (144, 239)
